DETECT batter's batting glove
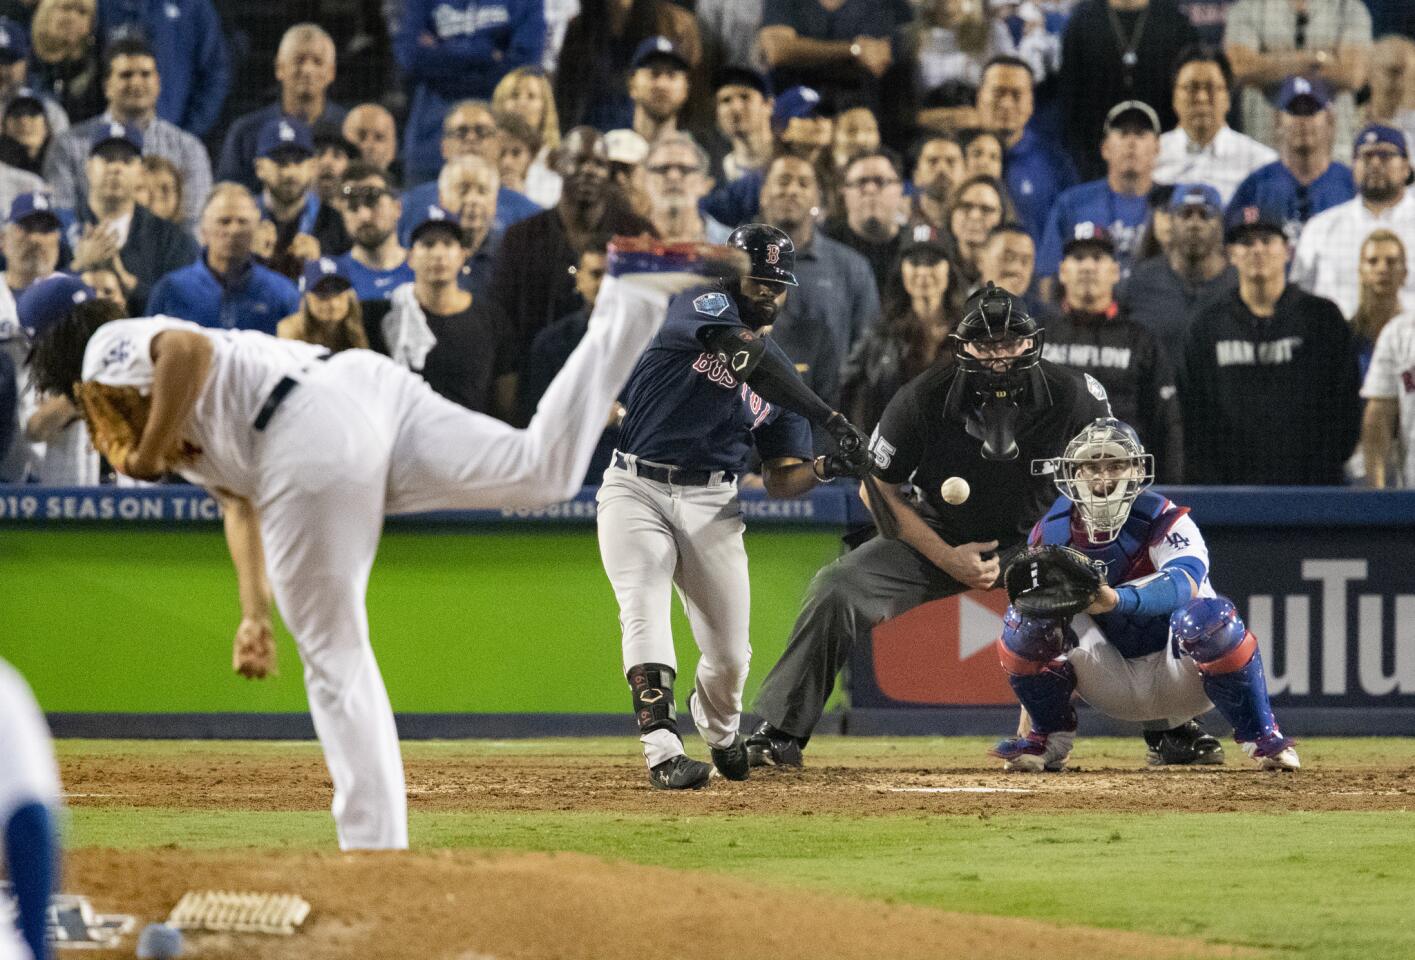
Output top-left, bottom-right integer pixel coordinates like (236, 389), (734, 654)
(824, 412), (873, 472)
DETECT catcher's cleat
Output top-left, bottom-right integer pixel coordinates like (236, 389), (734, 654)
(1240, 731), (1300, 771)
(710, 735), (750, 781)
(990, 729), (1075, 772)
(744, 721), (804, 768)
(649, 754), (714, 790)
(1144, 720), (1225, 766)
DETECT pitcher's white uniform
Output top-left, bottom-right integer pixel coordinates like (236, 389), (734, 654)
(78, 273), (672, 850)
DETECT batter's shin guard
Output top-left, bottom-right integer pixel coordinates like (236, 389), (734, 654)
(627, 663), (679, 736)
(1194, 640), (1281, 744)
(1007, 662), (1079, 735)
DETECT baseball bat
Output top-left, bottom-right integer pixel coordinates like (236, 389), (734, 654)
(858, 471), (901, 540)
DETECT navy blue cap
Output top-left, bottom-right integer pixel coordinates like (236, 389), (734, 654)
(8, 192), (62, 229)
(300, 256), (353, 294)
(0, 18), (29, 63)
(1276, 75), (1332, 114)
(4, 87), (45, 115)
(630, 35), (690, 72)
(256, 116), (315, 160)
(772, 86), (824, 131)
(90, 120), (143, 156)
(1062, 221), (1115, 257)
(713, 65), (772, 99)
(16, 274), (96, 339)
(1224, 204), (1286, 245)
(1353, 124), (1408, 159)
(408, 204), (464, 244)
(1168, 183), (1223, 215)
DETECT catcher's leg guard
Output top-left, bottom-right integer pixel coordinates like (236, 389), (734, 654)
(996, 609), (1079, 734)
(627, 663), (679, 737)
(1170, 598), (1285, 745)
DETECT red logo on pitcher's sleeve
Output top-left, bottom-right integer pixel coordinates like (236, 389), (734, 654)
(1402, 369), (1415, 393)
(766, 243), (780, 264)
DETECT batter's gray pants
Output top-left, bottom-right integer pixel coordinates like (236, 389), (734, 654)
(752, 535), (1024, 740)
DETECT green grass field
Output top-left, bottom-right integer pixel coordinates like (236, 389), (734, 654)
(59, 736), (1415, 960)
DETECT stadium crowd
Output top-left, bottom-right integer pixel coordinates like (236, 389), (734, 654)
(2, 0), (1415, 488)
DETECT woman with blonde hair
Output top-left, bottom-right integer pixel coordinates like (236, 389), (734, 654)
(277, 259), (369, 353)
(28, 0), (102, 124)
(492, 67), (563, 207)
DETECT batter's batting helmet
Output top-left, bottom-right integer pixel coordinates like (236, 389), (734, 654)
(727, 223), (799, 286)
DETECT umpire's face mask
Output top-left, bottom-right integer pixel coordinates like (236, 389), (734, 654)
(952, 338), (1040, 461)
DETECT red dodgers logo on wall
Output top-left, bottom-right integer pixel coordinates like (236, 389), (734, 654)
(871, 591), (1016, 705)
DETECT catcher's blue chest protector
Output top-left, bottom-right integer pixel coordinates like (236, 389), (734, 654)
(1032, 491), (1189, 659)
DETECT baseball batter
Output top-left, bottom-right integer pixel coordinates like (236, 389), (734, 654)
(992, 419), (1300, 771)
(599, 224), (873, 789)
(0, 658), (60, 960)
(18, 244), (716, 850)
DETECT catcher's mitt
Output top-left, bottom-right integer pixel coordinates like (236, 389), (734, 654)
(1003, 545), (1107, 619)
(72, 381), (196, 474)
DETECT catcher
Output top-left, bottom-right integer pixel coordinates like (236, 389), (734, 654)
(991, 418), (1300, 772)
(18, 243), (724, 851)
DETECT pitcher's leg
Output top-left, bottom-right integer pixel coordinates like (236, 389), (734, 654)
(260, 484), (407, 850)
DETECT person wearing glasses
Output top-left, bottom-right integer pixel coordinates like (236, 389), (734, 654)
(1153, 46), (1275, 204)
(396, 100), (541, 248)
(824, 149), (908, 297)
(1224, 0), (1372, 153)
(1293, 125), (1415, 317)
(644, 132), (730, 244)
(333, 163), (413, 302)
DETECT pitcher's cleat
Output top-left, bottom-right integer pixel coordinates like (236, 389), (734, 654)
(990, 729), (1075, 772)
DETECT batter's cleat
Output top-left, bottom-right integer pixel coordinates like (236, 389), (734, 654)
(649, 754), (714, 790)
(1240, 732), (1300, 771)
(990, 730), (1075, 772)
(1144, 720), (1226, 766)
(710, 735), (750, 781)
(744, 721), (804, 768)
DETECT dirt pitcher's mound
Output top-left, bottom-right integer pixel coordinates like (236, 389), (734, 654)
(68, 849), (1257, 960)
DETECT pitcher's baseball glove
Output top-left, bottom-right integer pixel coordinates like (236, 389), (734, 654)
(1003, 545), (1107, 619)
(72, 381), (196, 474)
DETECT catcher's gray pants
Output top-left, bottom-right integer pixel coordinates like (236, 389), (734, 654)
(753, 535), (1023, 740)
(597, 463), (751, 769)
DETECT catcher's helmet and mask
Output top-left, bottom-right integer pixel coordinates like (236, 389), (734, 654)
(945, 281), (1049, 461)
(1042, 418), (1155, 544)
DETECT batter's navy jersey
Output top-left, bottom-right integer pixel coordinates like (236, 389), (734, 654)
(1227, 161), (1355, 244)
(1037, 180), (1151, 278)
(617, 283), (813, 473)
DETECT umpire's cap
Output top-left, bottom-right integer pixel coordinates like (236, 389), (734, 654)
(17, 274), (96, 339)
(727, 223), (798, 286)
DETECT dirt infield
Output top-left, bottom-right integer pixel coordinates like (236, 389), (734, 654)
(66, 848), (1259, 960)
(60, 741), (1415, 816)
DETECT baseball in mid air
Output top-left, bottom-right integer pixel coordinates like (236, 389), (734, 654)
(940, 476), (970, 505)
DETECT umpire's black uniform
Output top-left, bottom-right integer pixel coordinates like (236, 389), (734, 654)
(751, 358), (1112, 741)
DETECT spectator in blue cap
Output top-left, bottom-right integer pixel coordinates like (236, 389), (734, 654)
(0, 88), (50, 174)
(28, 0), (104, 124)
(1228, 75), (1354, 245)
(96, 0), (230, 137)
(712, 66), (773, 184)
(68, 120), (196, 314)
(394, 0), (544, 186)
(1121, 182), (1236, 364)
(1293, 124), (1415, 318)
(42, 35), (213, 233)
(773, 85), (831, 165)
(277, 256), (367, 351)
(216, 24), (346, 190)
(252, 115), (349, 280)
(624, 36), (691, 143)
(147, 182), (299, 334)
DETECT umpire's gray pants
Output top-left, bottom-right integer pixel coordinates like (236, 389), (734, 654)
(752, 535), (1023, 740)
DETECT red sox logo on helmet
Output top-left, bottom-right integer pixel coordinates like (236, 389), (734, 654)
(766, 243), (780, 265)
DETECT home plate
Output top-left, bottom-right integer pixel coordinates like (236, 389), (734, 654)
(887, 786), (1032, 794)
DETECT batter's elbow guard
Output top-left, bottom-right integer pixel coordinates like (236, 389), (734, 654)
(996, 607), (1075, 676)
(1169, 597), (1258, 674)
(627, 663), (679, 735)
(699, 325), (766, 380)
